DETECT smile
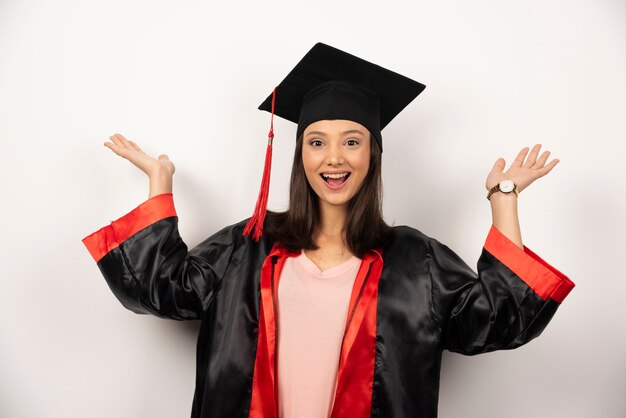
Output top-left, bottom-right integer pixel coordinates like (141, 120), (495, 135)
(320, 172), (351, 190)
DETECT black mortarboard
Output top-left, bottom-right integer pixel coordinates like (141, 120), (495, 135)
(243, 42), (426, 241)
(259, 42), (426, 152)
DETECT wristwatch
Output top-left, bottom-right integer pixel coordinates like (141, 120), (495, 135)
(487, 179), (519, 200)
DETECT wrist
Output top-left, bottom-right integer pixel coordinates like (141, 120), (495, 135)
(489, 190), (518, 205)
(149, 171), (173, 198)
(486, 178), (519, 201)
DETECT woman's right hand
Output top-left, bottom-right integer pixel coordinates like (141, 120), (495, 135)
(104, 133), (175, 178)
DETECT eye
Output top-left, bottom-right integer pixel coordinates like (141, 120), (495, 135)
(309, 139), (323, 147)
(345, 139), (359, 146)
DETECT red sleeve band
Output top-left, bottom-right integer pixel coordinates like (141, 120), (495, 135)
(483, 224), (575, 303)
(81, 193), (177, 263)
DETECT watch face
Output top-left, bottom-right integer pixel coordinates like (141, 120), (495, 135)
(499, 179), (515, 192)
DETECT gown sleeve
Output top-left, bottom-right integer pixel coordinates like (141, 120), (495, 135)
(427, 224), (575, 355)
(81, 193), (235, 320)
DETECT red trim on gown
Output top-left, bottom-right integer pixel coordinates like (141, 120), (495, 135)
(248, 243), (384, 418)
(483, 224), (575, 303)
(81, 193), (176, 263)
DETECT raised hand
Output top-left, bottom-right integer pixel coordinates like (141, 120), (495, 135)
(486, 144), (560, 194)
(104, 133), (175, 178)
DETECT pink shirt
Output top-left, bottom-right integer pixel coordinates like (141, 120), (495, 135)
(277, 249), (362, 418)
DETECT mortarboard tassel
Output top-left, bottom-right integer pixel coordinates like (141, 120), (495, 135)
(243, 86), (277, 241)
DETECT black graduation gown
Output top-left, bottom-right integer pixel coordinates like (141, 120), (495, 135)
(82, 193), (575, 418)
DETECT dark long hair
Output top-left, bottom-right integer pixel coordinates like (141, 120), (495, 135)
(264, 131), (393, 259)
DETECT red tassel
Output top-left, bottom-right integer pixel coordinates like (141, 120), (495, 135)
(243, 87), (277, 241)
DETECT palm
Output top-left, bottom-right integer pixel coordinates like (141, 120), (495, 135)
(104, 133), (175, 177)
(486, 144), (560, 193)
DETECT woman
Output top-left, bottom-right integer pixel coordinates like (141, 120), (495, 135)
(82, 43), (575, 418)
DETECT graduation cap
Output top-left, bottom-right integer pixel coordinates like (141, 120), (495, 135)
(243, 42), (426, 241)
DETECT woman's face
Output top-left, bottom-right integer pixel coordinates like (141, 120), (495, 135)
(302, 119), (371, 211)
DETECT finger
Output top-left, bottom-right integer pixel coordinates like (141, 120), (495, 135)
(511, 147), (530, 168)
(106, 135), (132, 156)
(114, 133), (134, 149)
(128, 140), (143, 153)
(109, 134), (125, 148)
(523, 143), (542, 168)
(491, 157), (506, 174)
(104, 141), (125, 156)
(534, 150), (551, 168)
(537, 158), (559, 176)
(111, 134), (133, 150)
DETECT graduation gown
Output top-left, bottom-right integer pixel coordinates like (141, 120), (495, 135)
(82, 193), (575, 418)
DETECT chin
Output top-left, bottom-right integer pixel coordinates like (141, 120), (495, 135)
(319, 193), (353, 207)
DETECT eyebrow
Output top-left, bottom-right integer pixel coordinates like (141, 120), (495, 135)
(305, 129), (364, 137)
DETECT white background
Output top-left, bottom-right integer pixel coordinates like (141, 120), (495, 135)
(1, 0), (624, 417)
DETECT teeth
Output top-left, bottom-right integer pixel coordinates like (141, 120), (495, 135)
(322, 172), (349, 179)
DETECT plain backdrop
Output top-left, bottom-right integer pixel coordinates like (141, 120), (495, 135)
(1, 0), (624, 417)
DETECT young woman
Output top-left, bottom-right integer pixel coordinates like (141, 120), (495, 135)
(82, 43), (575, 418)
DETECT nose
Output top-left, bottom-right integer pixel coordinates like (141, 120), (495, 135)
(325, 141), (345, 166)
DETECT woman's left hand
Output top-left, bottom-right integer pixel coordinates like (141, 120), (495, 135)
(486, 144), (560, 194)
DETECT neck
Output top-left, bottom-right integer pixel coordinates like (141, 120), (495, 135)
(316, 201), (348, 243)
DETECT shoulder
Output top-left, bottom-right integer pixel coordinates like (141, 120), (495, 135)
(382, 225), (435, 262)
(388, 224), (463, 257)
(387, 224), (436, 246)
(189, 217), (275, 260)
(383, 224), (461, 260)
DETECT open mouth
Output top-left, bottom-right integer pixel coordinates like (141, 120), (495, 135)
(320, 172), (351, 186)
